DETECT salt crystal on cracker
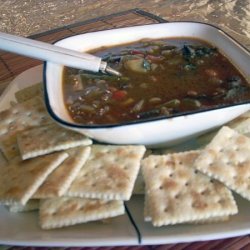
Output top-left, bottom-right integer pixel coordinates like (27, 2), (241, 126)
(194, 126), (250, 201)
(142, 151), (237, 227)
(17, 123), (92, 160)
(0, 152), (68, 205)
(67, 145), (146, 200)
(39, 197), (124, 229)
(33, 146), (91, 198)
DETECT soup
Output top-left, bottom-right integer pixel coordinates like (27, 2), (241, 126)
(63, 38), (250, 125)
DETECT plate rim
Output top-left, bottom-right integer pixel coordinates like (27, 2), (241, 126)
(1, 65), (250, 247)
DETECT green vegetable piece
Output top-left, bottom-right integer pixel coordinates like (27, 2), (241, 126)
(161, 99), (180, 109)
(182, 98), (201, 109)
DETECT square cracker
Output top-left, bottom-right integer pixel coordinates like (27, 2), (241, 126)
(33, 146), (91, 198)
(0, 97), (52, 159)
(142, 151), (237, 227)
(39, 197), (125, 229)
(0, 152), (68, 205)
(194, 126), (250, 201)
(17, 123), (92, 160)
(0, 150), (7, 167)
(0, 96), (51, 139)
(67, 145), (146, 200)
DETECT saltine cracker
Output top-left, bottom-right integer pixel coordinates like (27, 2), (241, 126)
(17, 123), (92, 160)
(142, 151), (237, 226)
(39, 197), (125, 229)
(194, 126), (250, 201)
(68, 145), (146, 200)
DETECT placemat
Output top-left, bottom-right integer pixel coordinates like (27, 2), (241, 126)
(0, 8), (250, 250)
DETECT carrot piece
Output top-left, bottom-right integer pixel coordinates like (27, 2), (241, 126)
(112, 90), (127, 100)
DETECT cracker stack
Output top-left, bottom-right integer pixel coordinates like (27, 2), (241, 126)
(142, 122), (250, 227)
(142, 151), (238, 226)
(2, 83), (250, 231)
(194, 126), (250, 201)
(0, 85), (147, 229)
(38, 144), (145, 229)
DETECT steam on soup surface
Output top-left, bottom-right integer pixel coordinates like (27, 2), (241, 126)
(63, 38), (250, 125)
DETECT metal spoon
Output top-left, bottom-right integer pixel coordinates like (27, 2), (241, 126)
(0, 31), (121, 76)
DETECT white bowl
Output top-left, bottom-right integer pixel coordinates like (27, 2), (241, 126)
(44, 22), (250, 147)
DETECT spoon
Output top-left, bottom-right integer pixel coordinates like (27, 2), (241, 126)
(0, 31), (121, 76)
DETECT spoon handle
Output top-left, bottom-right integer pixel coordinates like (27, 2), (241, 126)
(0, 31), (105, 73)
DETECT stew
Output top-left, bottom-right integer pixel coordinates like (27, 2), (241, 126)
(63, 38), (250, 125)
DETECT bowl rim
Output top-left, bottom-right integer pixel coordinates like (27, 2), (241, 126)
(43, 21), (250, 129)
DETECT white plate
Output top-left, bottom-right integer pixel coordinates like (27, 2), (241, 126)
(0, 65), (139, 247)
(1, 66), (250, 246)
(0, 65), (43, 111)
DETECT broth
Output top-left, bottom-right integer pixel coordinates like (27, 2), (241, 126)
(63, 38), (250, 125)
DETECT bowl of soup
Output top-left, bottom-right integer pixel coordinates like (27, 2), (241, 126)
(44, 22), (250, 147)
